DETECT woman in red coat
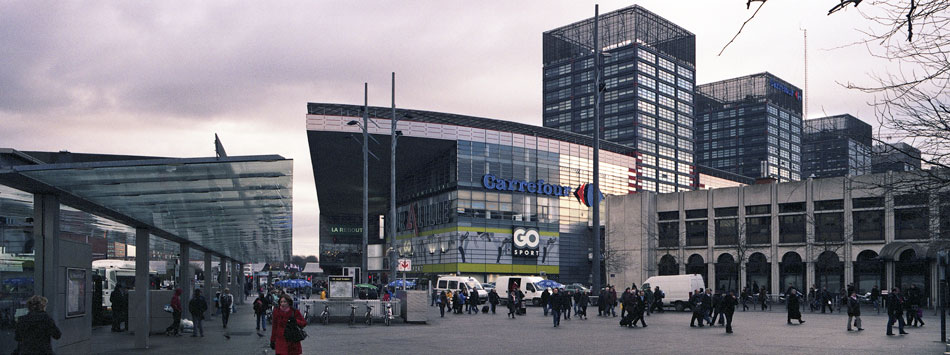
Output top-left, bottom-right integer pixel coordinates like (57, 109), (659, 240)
(271, 294), (307, 355)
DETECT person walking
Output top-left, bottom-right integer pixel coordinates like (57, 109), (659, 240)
(711, 290), (723, 326)
(14, 295), (61, 355)
(189, 289), (208, 337)
(847, 290), (863, 331)
(541, 288), (551, 316)
(110, 283), (128, 332)
(578, 291), (589, 319)
(165, 288), (183, 336)
(270, 294), (307, 355)
(703, 289), (714, 325)
(886, 287), (909, 336)
(821, 287), (834, 313)
(550, 288), (562, 327)
(563, 290), (573, 320)
(488, 289), (499, 315)
(597, 287), (606, 316)
(759, 288), (768, 311)
(609, 286), (618, 317)
(644, 287), (654, 316)
(740, 286), (750, 311)
(907, 284), (925, 327)
(722, 291), (738, 334)
(438, 291), (448, 317)
(786, 287), (805, 325)
(458, 290), (467, 315)
(431, 288), (438, 307)
(620, 288), (631, 320)
(507, 290), (517, 319)
(652, 286), (665, 313)
(870, 285), (881, 314)
(689, 291), (704, 328)
(221, 288), (234, 329)
(632, 290), (647, 327)
(254, 292), (271, 332)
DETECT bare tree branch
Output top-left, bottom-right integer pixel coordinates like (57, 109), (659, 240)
(828, 0), (864, 16)
(719, 0), (768, 56)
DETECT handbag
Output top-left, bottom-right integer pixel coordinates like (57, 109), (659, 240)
(284, 315), (308, 343)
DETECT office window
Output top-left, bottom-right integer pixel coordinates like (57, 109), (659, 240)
(677, 66), (693, 79)
(779, 215), (805, 243)
(853, 210), (884, 241)
(638, 87), (656, 102)
(746, 216), (771, 244)
(746, 205), (770, 215)
(638, 61), (655, 75)
(715, 219), (738, 245)
(853, 197), (884, 209)
(677, 78), (692, 91)
(638, 75), (656, 89)
(658, 107), (675, 121)
(779, 202), (805, 213)
(815, 212), (843, 242)
(686, 220), (708, 246)
(658, 70), (675, 84)
(895, 208), (929, 239)
(715, 207), (738, 217)
(638, 48), (656, 63)
(659, 82), (675, 97)
(815, 200), (844, 211)
(658, 57), (675, 72)
(659, 95), (676, 109)
(659, 222), (679, 247)
(686, 209), (707, 219)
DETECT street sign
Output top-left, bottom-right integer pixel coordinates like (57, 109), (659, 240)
(397, 258), (412, 272)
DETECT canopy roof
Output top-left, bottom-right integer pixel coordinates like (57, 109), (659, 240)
(0, 154), (293, 263)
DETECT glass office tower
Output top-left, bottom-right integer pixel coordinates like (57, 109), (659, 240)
(542, 5), (697, 193)
(802, 114), (872, 178)
(696, 72), (804, 182)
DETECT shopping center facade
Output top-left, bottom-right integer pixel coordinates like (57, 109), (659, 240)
(307, 103), (646, 284)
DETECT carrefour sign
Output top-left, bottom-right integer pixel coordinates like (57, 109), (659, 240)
(481, 174), (572, 197)
(770, 80), (801, 101)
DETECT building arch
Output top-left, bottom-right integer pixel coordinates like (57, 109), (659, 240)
(715, 253), (738, 292)
(779, 251), (805, 294)
(895, 248), (929, 304)
(658, 254), (678, 276)
(686, 253), (708, 287)
(853, 250), (883, 294)
(747, 252), (770, 293)
(815, 250), (844, 292)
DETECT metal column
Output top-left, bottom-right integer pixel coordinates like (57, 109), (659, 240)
(203, 253), (212, 310)
(32, 194), (60, 319)
(179, 243), (192, 320)
(134, 228), (151, 349)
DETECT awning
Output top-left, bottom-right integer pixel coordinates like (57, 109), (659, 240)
(0, 155), (293, 263)
(302, 262), (323, 273)
(879, 241), (927, 261)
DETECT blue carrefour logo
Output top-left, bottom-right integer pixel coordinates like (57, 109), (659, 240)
(481, 174), (572, 197)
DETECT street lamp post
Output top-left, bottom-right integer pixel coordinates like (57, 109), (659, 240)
(362, 83), (370, 285)
(591, 4), (603, 295)
(390, 72), (398, 287)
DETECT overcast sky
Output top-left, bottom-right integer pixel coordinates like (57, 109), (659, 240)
(1, 1), (898, 257)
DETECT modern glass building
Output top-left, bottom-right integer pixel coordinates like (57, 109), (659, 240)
(542, 5), (697, 193)
(307, 103), (640, 284)
(872, 142), (922, 173)
(802, 114), (872, 178)
(696, 72), (804, 182)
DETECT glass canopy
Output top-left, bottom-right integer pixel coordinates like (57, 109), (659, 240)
(10, 155), (292, 263)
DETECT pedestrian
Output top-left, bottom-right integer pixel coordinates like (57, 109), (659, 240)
(446, 290), (453, 312)
(711, 289), (723, 325)
(563, 290), (573, 320)
(221, 288), (234, 329)
(189, 289), (208, 337)
(579, 291), (589, 319)
(213, 291), (220, 316)
(431, 288), (438, 307)
(270, 294), (307, 355)
(847, 290), (863, 331)
(438, 291), (448, 317)
(652, 286), (664, 313)
(886, 287), (909, 336)
(870, 285), (881, 314)
(632, 290), (647, 327)
(551, 288), (562, 327)
(13, 295), (61, 355)
(460, 289), (469, 314)
(165, 288), (183, 336)
(541, 288), (551, 316)
(573, 289), (583, 317)
(597, 287), (606, 316)
(722, 291), (738, 334)
(740, 286), (750, 311)
(703, 289), (713, 325)
(507, 290), (517, 319)
(759, 287), (768, 311)
(516, 287), (526, 316)
(620, 288), (631, 319)
(821, 287), (833, 313)
(689, 291), (704, 328)
(254, 292), (271, 332)
(488, 288), (499, 314)
(111, 283), (129, 332)
(644, 287), (654, 316)
(908, 284), (925, 327)
(609, 286), (618, 317)
(808, 286), (818, 312)
(786, 287), (805, 325)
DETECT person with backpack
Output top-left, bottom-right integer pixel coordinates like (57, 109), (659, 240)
(271, 294), (307, 355)
(220, 288), (234, 329)
(488, 289), (499, 315)
(189, 289), (208, 337)
(254, 292), (271, 332)
(438, 291), (448, 317)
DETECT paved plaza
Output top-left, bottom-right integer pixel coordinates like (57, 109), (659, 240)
(89, 302), (946, 354)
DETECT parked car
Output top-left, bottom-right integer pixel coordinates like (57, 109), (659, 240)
(482, 282), (495, 292)
(565, 283), (589, 294)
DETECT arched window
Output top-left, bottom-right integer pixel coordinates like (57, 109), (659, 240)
(815, 251), (843, 292)
(658, 254), (678, 276)
(779, 252), (805, 294)
(896, 248), (929, 305)
(853, 250), (883, 295)
(746, 252), (770, 293)
(686, 254), (708, 286)
(715, 254), (738, 293)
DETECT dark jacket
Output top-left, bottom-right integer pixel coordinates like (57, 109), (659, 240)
(870, 287), (881, 301)
(579, 293), (589, 307)
(690, 293), (704, 314)
(549, 292), (562, 312)
(220, 293), (234, 313)
(15, 310), (61, 355)
(721, 294), (738, 314)
(541, 290), (550, 306)
(488, 290), (499, 305)
(254, 295), (271, 315)
(189, 295), (208, 320)
(886, 293), (904, 316)
(787, 293), (802, 319)
(847, 296), (861, 316)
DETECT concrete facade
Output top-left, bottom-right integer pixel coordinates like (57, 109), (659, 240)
(606, 171), (943, 305)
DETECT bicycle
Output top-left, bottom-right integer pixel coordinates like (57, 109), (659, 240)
(321, 303), (330, 325)
(349, 304), (357, 326)
(364, 304), (374, 326)
(384, 302), (393, 326)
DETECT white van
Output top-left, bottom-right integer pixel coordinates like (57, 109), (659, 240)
(435, 276), (488, 302)
(640, 274), (706, 312)
(494, 276), (546, 306)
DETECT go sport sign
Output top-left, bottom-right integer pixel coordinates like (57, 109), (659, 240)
(512, 227), (541, 258)
(481, 174), (603, 208)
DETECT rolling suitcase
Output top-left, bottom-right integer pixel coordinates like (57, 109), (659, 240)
(482, 305), (489, 313)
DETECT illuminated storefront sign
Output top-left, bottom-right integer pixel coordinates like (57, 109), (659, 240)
(512, 227), (540, 257)
(770, 79), (801, 101)
(481, 174), (572, 197)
